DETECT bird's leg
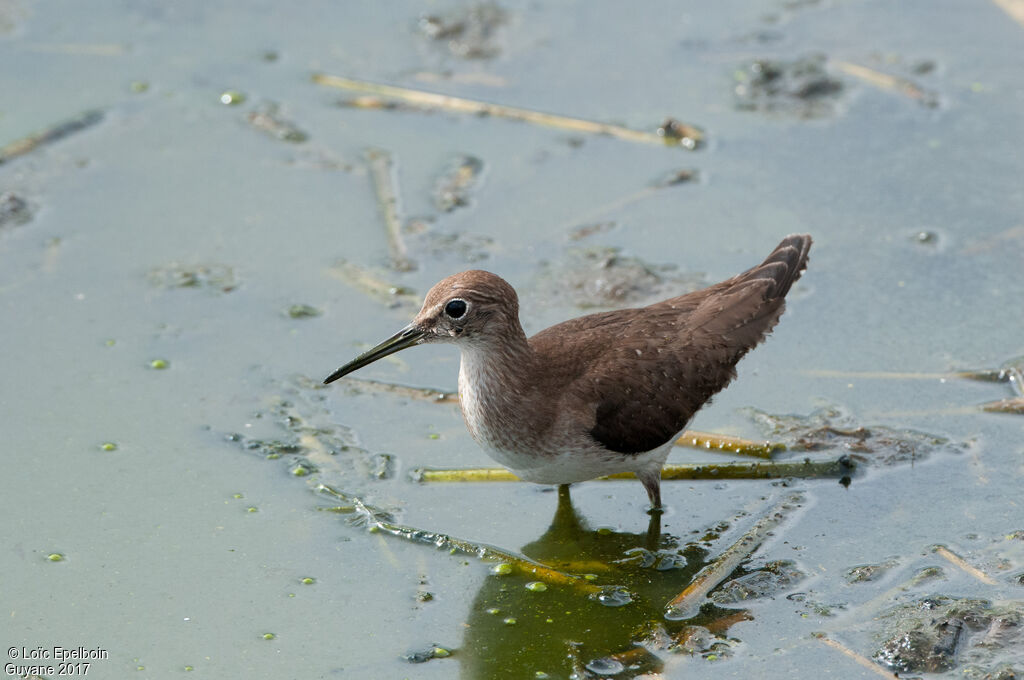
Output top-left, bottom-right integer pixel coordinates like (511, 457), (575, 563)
(636, 469), (663, 512)
(645, 508), (662, 549)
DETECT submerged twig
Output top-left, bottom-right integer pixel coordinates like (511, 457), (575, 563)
(246, 103), (308, 143)
(413, 467), (520, 482)
(675, 431), (782, 458)
(664, 493), (804, 620)
(931, 545), (998, 585)
(962, 225), (1024, 254)
(810, 366), (1024, 415)
(962, 361), (1023, 392)
(313, 73), (703, 149)
(414, 458), (851, 483)
(316, 483), (600, 593)
(980, 397), (1024, 414)
(961, 361), (1023, 412)
(992, 0), (1024, 28)
(813, 634), (899, 679)
(832, 61), (938, 107)
(26, 43), (127, 56)
(803, 369), (979, 380)
(365, 149), (416, 272)
(0, 110), (104, 165)
(659, 457), (851, 480)
(562, 170), (699, 234)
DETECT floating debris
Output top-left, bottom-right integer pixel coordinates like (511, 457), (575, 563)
(613, 548), (688, 571)
(833, 60), (939, 107)
(656, 457), (852, 481)
(317, 484), (602, 594)
(287, 146), (353, 172)
(326, 259), (418, 308)
(932, 545), (998, 585)
(745, 406), (963, 466)
(0, 192), (33, 229)
(414, 458), (850, 484)
(993, 0), (1024, 27)
(962, 225), (1024, 255)
(653, 167), (699, 188)
(285, 304), (322, 319)
(734, 55), (844, 118)
(148, 263), (238, 293)
(404, 218), (495, 264)
(982, 397), (1024, 415)
(961, 356), (1024, 396)
(25, 42), (126, 56)
(808, 361), (1024, 415)
(567, 221), (616, 242)
(814, 634), (899, 679)
(313, 73), (704, 149)
(336, 95), (422, 112)
(418, 2), (507, 59)
(535, 247), (704, 309)
(584, 656), (624, 676)
(223, 385), (407, 485)
(246, 102), (308, 143)
(911, 229), (942, 247)
(561, 169), (699, 236)
(656, 119), (704, 149)
(845, 558), (899, 584)
(0, 2), (29, 34)
(665, 493), (805, 620)
(404, 644), (455, 663)
(709, 560), (806, 604)
(873, 597), (1024, 675)
(366, 148), (416, 272)
(219, 90), (246, 106)
(0, 109), (104, 165)
(433, 155), (485, 212)
(333, 376), (457, 404)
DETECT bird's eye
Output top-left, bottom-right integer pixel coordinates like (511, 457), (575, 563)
(444, 299), (467, 319)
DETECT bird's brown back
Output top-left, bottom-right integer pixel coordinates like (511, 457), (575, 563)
(528, 234), (812, 454)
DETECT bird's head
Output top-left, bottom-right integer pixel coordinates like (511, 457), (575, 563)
(323, 270), (520, 384)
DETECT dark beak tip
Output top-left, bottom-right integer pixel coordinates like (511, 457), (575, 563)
(322, 325), (424, 387)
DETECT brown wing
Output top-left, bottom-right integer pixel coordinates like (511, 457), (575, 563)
(531, 234), (811, 455)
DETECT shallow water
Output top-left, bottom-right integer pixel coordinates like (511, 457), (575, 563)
(2, 1), (1022, 678)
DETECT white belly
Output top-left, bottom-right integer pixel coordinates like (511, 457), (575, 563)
(458, 351), (673, 483)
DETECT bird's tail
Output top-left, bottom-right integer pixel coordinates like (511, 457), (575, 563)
(690, 233), (812, 353)
(740, 233), (812, 302)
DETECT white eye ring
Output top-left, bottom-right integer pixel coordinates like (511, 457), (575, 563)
(444, 298), (468, 319)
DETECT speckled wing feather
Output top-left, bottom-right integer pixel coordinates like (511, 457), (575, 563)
(534, 234), (811, 455)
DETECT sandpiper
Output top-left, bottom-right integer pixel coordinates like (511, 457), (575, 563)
(325, 234), (811, 509)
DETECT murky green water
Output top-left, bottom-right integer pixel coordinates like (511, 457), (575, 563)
(2, 1), (1022, 678)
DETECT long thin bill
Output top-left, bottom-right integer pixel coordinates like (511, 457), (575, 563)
(323, 326), (425, 384)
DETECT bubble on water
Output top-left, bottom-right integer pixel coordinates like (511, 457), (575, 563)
(585, 657), (624, 675)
